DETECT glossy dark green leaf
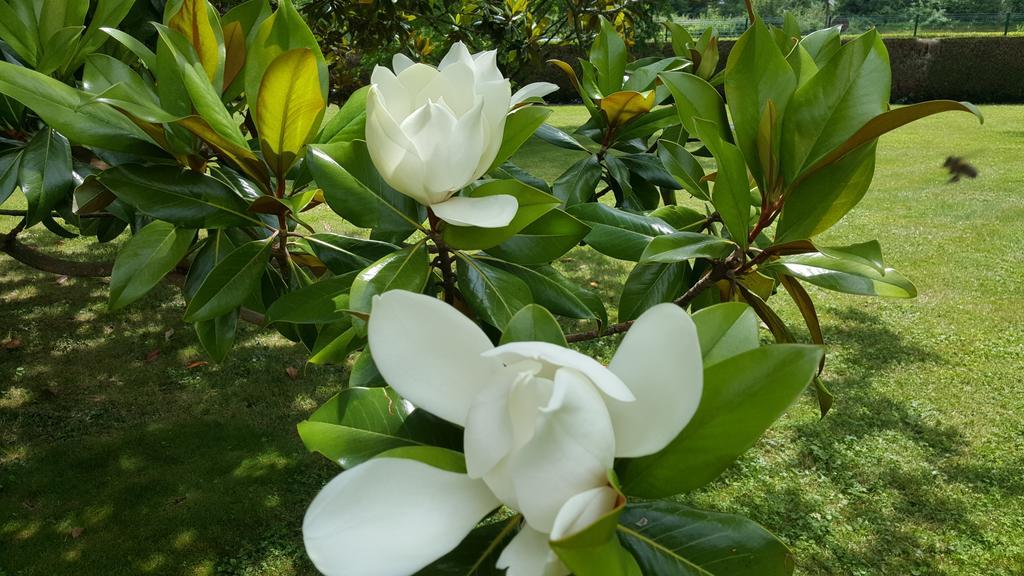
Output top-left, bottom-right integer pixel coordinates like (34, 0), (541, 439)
(820, 240), (885, 274)
(456, 254), (533, 330)
(265, 273), (357, 324)
(617, 501), (795, 575)
(0, 150), (23, 206)
(349, 349), (386, 388)
(297, 387), (462, 468)
(101, 27), (158, 70)
(184, 236), (274, 322)
(534, 123), (589, 152)
(109, 221), (195, 310)
(724, 19), (796, 189)
(659, 71), (728, 139)
(618, 262), (687, 322)
(691, 302), (759, 367)
(614, 106), (680, 142)
(318, 85), (367, 143)
(617, 344), (823, 497)
(657, 141), (709, 202)
(590, 16), (627, 96)
(648, 205), (706, 232)
(800, 26), (842, 66)
(486, 259), (606, 326)
(20, 128), (72, 227)
(640, 232), (734, 264)
(418, 518), (518, 575)
(307, 142), (422, 237)
(195, 308), (239, 363)
(499, 304), (567, 346)
(307, 324), (362, 366)
(184, 230), (235, 301)
(489, 106), (551, 171)
(781, 30), (889, 181)
(100, 165), (260, 228)
(762, 252), (916, 298)
(82, 54), (157, 101)
(693, 118), (750, 248)
(349, 243), (431, 320)
(618, 153), (680, 189)
(443, 180), (560, 251)
(485, 209), (589, 266)
(567, 203), (675, 261)
(552, 155), (602, 206)
(306, 233), (398, 275)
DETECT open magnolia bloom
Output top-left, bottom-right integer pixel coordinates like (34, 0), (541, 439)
(366, 43), (557, 229)
(304, 291), (702, 575)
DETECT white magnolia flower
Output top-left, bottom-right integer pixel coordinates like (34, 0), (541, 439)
(303, 291), (703, 576)
(366, 43), (557, 228)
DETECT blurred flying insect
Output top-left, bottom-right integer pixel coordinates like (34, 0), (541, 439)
(943, 156), (979, 183)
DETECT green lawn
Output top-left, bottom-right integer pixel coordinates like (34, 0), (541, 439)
(2, 105), (1023, 575)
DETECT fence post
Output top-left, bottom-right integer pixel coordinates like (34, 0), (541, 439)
(913, 14), (919, 37)
(1005, 12), (1012, 36)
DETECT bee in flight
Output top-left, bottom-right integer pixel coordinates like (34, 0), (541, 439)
(943, 156), (978, 183)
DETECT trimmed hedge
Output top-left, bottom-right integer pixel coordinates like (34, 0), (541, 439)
(523, 36), (1024, 104)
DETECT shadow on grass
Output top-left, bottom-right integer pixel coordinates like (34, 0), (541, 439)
(736, 305), (1020, 576)
(0, 259), (340, 575)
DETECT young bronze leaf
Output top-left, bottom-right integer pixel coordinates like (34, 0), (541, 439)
(256, 48), (326, 179)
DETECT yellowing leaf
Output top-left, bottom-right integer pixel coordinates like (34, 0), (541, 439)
(599, 90), (656, 128)
(222, 20), (245, 92)
(169, 0), (222, 84)
(256, 48), (326, 178)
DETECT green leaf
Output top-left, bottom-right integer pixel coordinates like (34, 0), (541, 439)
(256, 48), (326, 178)
(167, 0), (224, 86)
(0, 0), (39, 65)
(485, 208), (589, 266)
(244, 0), (328, 114)
(776, 142), (876, 241)
(101, 27), (158, 70)
(762, 252), (916, 298)
(0, 62), (155, 152)
(375, 446), (468, 474)
(617, 501), (795, 576)
(618, 153), (680, 189)
(70, 0), (137, 68)
(820, 240), (884, 274)
(456, 254), (532, 330)
(781, 30), (890, 181)
(36, 26), (84, 76)
(724, 19), (796, 190)
(659, 71), (728, 139)
(0, 151), (22, 205)
(692, 118), (750, 248)
(100, 165), (261, 229)
(20, 128), (72, 227)
(617, 344), (823, 497)
(692, 302), (760, 367)
(489, 106), (551, 171)
(442, 180), (560, 251)
(640, 232), (734, 264)
(306, 233), (398, 275)
(307, 324), (361, 366)
(590, 17), (627, 96)
(307, 142), (422, 237)
(318, 85), (367, 143)
(499, 304), (567, 346)
(419, 517), (518, 575)
(485, 259), (606, 326)
(195, 309), (238, 363)
(800, 26), (841, 66)
(657, 140), (709, 202)
(615, 106), (680, 143)
(649, 205), (706, 231)
(264, 273), (357, 324)
(82, 54), (157, 101)
(618, 262), (687, 322)
(567, 203), (675, 261)
(349, 243), (431, 321)
(534, 123), (589, 152)
(184, 236), (274, 322)
(109, 221), (195, 310)
(552, 155), (602, 206)
(297, 387), (462, 468)
(349, 349), (386, 388)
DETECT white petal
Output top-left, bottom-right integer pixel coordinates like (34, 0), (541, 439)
(550, 486), (618, 541)
(365, 89), (431, 204)
(397, 63), (441, 110)
(304, 458), (500, 576)
(463, 368), (522, 479)
(511, 82), (560, 107)
(400, 101), (462, 204)
(470, 49), (505, 83)
(425, 97), (486, 195)
(472, 79), (513, 179)
(508, 367), (616, 532)
(484, 342), (636, 402)
(439, 41), (473, 70)
(607, 303), (703, 458)
(431, 195), (519, 228)
(367, 290), (501, 425)
(496, 525), (569, 576)
(370, 65), (411, 120)
(392, 52), (416, 74)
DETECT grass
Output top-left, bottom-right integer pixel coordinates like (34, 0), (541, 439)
(2, 105), (1023, 575)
